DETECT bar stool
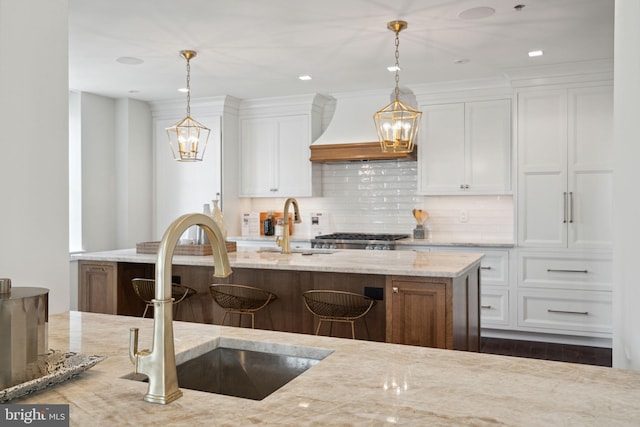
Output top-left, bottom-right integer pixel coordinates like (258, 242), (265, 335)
(209, 284), (277, 329)
(131, 278), (197, 320)
(302, 290), (375, 339)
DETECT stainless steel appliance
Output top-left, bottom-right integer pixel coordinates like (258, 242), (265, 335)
(311, 233), (409, 250)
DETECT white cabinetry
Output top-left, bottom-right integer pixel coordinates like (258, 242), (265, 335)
(239, 95), (328, 197)
(516, 82), (613, 345)
(418, 99), (511, 195)
(517, 85), (613, 249)
(517, 250), (612, 337)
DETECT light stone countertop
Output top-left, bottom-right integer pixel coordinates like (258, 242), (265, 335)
(229, 235), (516, 248)
(15, 312), (640, 426)
(71, 248), (484, 278)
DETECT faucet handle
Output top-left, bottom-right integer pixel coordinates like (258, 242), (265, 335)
(275, 235), (283, 248)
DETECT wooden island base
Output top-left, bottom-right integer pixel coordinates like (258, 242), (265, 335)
(78, 259), (480, 351)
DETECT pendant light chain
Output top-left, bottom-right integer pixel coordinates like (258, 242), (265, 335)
(185, 57), (191, 117)
(394, 29), (401, 101)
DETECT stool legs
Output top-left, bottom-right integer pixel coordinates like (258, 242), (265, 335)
(315, 318), (362, 339)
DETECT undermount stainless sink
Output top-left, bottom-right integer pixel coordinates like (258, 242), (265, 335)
(257, 247), (337, 255)
(124, 338), (332, 401)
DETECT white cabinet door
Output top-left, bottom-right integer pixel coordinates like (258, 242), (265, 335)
(465, 100), (512, 193)
(518, 89), (568, 247)
(277, 115), (312, 197)
(239, 114), (313, 197)
(418, 99), (511, 195)
(567, 86), (614, 249)
(419, 103), (465, 194)
(517, 85), (613, 249)
(240, 117), (277, 196)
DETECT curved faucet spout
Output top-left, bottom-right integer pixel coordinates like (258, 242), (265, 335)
(277, 198), (302, 254)
(129, 213), (232, 404)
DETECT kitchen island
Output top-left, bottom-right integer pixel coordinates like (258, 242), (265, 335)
(72, 248), (482, 350)
(15, 311), (640, 426)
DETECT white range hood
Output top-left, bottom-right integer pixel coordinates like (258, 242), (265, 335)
(310, 90), (418, 162)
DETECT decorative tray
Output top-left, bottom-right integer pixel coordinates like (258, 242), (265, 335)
(0, 351), (106, 402)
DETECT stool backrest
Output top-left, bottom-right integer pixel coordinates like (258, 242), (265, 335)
(302, 290), (375, 320)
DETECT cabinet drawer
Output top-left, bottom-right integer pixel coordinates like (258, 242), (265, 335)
(479, 250), (509, 286)
(518, 289), (611, 334)
(518, 252), (612, 291)
(480, 287), (509, 326)
(435, 248), (509, 286)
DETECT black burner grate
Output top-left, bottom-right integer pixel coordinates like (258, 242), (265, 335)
(313, 233), (409, 241)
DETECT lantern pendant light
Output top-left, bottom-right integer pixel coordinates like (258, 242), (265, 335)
(166, 50), (210, 161)
(374, 21), (422, 153)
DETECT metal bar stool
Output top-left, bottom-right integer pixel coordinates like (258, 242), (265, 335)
(131, 278), (197, 321)
(209, 284), (277, 329)
(302, 290), (375, 339)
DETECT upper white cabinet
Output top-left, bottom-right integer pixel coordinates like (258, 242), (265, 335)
(418, 99), (512, 195)
(517, 85), (613, 248)
(239, 94), (328, 198)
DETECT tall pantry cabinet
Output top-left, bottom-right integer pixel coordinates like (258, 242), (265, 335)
(517, 85), (613, 249)
(516, 82), (613, 344)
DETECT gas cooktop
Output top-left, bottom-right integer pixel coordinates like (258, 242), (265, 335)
(310, 233), (410, 250)
(313, 233), (409, 241)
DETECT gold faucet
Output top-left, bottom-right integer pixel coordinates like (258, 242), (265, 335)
(129, 213), (232, 404)
(276, 198), (302, 254)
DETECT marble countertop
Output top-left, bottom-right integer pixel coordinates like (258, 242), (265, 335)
(71, 248), (484, 278)
(230, 235), (516, 248)
(15, 312), (640, 426)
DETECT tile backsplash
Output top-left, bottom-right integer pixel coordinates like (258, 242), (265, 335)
(248, 160), (514, 242)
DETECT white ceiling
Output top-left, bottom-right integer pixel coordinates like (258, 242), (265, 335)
(69, 0), (614, 102)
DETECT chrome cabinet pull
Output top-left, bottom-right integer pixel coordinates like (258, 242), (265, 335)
(569, 191), (574, 223)
(547, 309), (589, 315)
(269, 188), (278, 192)
(392, 287), (399, 294)
(563, 192), (567, 223)
(481, 305), (492, 309)
(480, 266), (492, 270)
(460, 184), (464, 189)
(547, 269), (588, 273)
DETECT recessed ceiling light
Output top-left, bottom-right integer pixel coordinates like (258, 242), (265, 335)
(387, 65), (400, 72)
(298, 75), (312, 81)
(116, 56), (144, 65)
(178, 88), (189, 93)
(453, 58), (470, 65)
(128, 90), (139, 94)
(528, 50), (543, 57)
(458, 6), (495, 20)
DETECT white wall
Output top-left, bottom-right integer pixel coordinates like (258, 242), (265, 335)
(0, 0), (70, 313)
(81, 92), (117, 252)
(150, 98), (223, 239)
(612, 0), (640, 370)
(115, 98), (153, 248)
